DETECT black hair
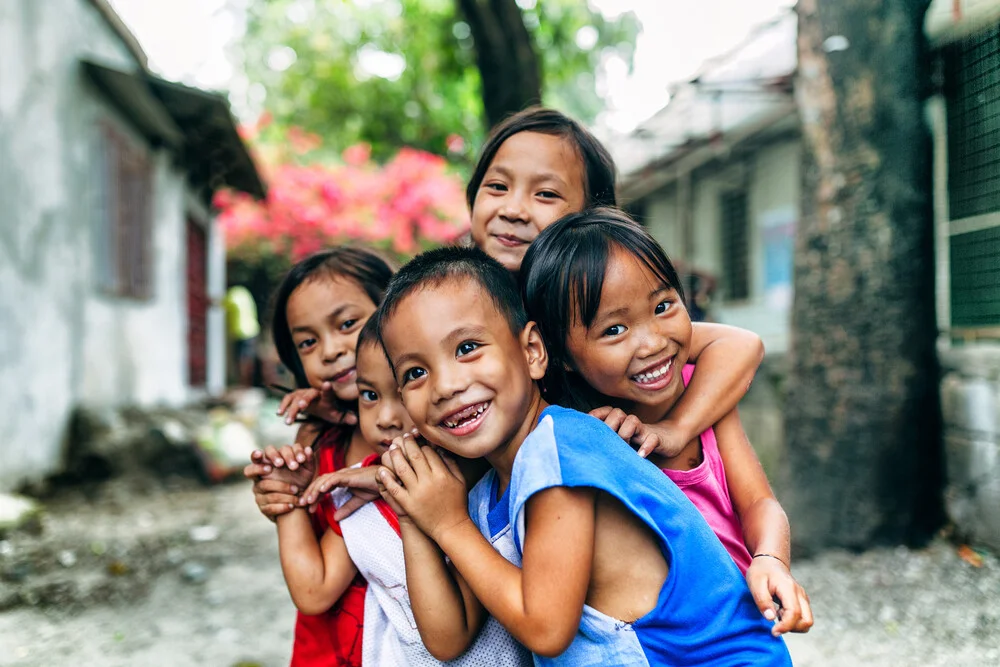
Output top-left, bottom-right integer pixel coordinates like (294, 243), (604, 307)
(355, 314), (381, 354)
(376, 246), (528, 346)
(520, 207), (685, 411)
(465, 106), (617, 213)
(272, 246), (396, 388)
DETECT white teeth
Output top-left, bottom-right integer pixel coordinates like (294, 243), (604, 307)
(444, 402), (488, 428)
(633, 359), (673, 383)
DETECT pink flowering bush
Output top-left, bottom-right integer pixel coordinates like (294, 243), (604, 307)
(216, 120), (470, 264)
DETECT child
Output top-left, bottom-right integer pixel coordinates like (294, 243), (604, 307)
(300, 319), (531, 666)
(251, 246), (395, 667)
(520, 208), (812, 634)
(374, 246), (793, 665)
(465, 106), (764, 465)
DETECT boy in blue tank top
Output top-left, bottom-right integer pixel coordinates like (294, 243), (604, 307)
(373, 246), (792, 666)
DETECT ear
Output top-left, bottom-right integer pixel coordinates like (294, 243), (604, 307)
(520, 322), (549, 381)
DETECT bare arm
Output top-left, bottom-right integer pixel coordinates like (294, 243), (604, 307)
(380, 437), (593, 657)
(714, 408), (812, 635)
(275, 510), (358, 616)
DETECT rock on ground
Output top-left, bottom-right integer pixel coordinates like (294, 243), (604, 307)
(0, 476), (999, 666)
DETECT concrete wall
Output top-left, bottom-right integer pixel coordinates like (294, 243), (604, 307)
(0, 0), (197, 490)
(940, 347), (1000, 550)
(641, 138), (801, 354)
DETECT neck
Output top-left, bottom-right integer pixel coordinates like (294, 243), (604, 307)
(485, 390), (549, 495)
(607, 390), (681, 427)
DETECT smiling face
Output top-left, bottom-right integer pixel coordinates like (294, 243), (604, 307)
(285, 275), (378, 401)
(565, 247), (693, 420)
(356, 341), (415, 452)
(470, 132), (586, 273)
(380, 277), (548, 466)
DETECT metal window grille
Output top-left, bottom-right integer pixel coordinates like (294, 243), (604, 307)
(944, 24), (1000, 221)
(719, 191), (750, 301)
(100, 125), (153, 299)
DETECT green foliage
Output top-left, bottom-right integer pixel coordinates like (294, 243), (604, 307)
(238, 0), (638, 164)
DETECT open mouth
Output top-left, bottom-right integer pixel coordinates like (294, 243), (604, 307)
(630, 357), (675, 391)
(440, 401), (491, 436)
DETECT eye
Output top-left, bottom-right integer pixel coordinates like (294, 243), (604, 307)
(537, 190), (561, 200)
(296, 338), (317, 350)
(401, 367), (427, 384)
(484, 182), (507, 192)
(359, 389), (378, 402)
(456, 341), (480, 357)
(602, 325), (626, 337)
(339, 319), (358, 331)
(654, 299), (673, 315)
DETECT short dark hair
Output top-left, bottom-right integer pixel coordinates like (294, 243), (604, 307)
(377, 246), (528, 346)
(356, 314), (381, 354)
(465, 106), (617, 213)
(520, 207), (685, 411)
(272, 246), (396, 388)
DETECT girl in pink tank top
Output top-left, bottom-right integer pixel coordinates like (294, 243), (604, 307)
(521, 209), (813, 637)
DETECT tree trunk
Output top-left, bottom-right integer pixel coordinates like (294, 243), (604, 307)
(456, 0), (542, 128)
(784, 0), (942, 553)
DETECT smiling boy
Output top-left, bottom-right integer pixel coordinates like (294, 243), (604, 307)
(373, 246), (792, 666)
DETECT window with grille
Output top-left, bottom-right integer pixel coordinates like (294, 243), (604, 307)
(98, 124), (153, 299)
(943, 23), (1000, 331)
(719, 191), (750, 301)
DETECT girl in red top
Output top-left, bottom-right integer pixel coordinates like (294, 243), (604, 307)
(249, 247), (396, 667)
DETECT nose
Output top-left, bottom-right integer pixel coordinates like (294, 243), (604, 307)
(320, 333), (348, 364)
(431, 361), (469, 405)
(375, 400), (406, 432)
(636, 322), (669, 359)
(499, 188), (530, 224)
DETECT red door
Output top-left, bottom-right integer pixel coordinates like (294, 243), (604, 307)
(186, 219), (208, 387)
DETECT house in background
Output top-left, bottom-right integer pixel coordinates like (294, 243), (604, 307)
(613, 1), (1000, 550)
(613, 11), (798, 355)
(0, 0), (264, 491)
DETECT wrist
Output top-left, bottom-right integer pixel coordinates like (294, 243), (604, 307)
(433, 515), (476, 549)
(752, 552), (789, 570)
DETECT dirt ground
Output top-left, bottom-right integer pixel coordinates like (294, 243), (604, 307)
(1, 474), (999, 667)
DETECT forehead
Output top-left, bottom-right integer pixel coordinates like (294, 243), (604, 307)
(599, 249), (665, 303)
(491, 132), (583, 180)
(288, 274), (370, 316)
(357, 342), (395, 382)
(382, 277), (510, 348)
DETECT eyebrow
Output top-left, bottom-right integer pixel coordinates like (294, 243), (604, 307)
(489, 165), (568, 187)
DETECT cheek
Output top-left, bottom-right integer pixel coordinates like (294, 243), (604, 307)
(533, 203), (572, 232)
(358, 409), (379, 441)
(334, 382), (359, 401)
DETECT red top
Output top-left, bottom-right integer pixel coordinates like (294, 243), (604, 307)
(289, 426), (366, 667)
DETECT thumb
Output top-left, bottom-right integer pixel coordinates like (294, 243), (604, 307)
(748, 574), (778, 622)
(589, 406), (613, 420)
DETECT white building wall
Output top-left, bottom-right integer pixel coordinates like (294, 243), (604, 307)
(639, 139), (800, 354)
(0, 0), (195, 490)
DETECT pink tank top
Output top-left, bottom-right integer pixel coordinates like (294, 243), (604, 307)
(661, 365), (753, 574)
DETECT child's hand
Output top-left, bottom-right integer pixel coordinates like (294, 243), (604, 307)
(590, 407), (686, 459)
(259, 443), (316, 490)
(377, 434), (469, 542)
(298, 466), (382, 520)
(244, 451), (305, 521)
(277, 385), (358, 426)
(746, 555), (814, 636)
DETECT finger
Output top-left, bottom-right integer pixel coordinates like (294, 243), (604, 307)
(589, 406), (613, 420)
(285, 399), (305, 425)
(260, 502), (297, 517)
(250, 449), (266, 463)
(791, 588), (814, 633)
(278, 393), (294, 416)
(437, 449), (465, 482)
(263, 445), (284, 468)
(400, 435), (432, 476)
(288, 441), (309, 465)
(332, 493), (375, 521)
(244, 462), (272, 480)
(748, 575), (778, 623)
(618, 415), (641, 442)
(256, 479), (298, 495)
(378, 466), (410, 508)
(635, 431), (661, 459)
(388, 443), (418, 487)
(278, 445), (300, 470)
(771, 580), (802, 636)
(603, 408), (628, 431)
(257, 493), (299, 510)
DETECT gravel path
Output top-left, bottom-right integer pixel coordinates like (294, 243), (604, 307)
(1, 479), (998, 666)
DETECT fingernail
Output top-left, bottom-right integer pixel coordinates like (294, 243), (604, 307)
(263, 466), (272, 473)
(285, 417), (292, 424)
(296, 454), (305, 462)
(764, 609), (775, 621)
(288, 462), (297, 470)
(389, 444), (397, 450)
(299, 400), (307, 408)
(290, 486), (298, 494)
(275, 458), (283, 466)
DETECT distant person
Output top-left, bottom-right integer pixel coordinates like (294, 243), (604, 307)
(224, 284), (260, 386)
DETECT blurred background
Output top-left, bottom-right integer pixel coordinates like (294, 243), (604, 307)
(1, 0), (999, 665)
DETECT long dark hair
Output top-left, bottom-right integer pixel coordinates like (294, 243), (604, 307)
(272, 246), (396, 388)
(520, 207), (685, 411)
(466, 106), (617, 212)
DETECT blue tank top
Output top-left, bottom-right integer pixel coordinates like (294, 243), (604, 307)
(469, 405), (791, 666)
